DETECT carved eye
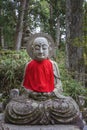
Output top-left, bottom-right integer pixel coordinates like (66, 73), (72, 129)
(35, 45), (40, 50)
(42, 45), (48, 50)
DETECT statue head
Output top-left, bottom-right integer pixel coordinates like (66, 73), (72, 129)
(27, 33), (54, 60)
(32, 37), (49, 61)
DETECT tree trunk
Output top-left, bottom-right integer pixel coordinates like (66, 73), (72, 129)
(0, 27), (4, 49)
(14, 0), (27, 50)
(22, 0), (30, 47)
(0, 8), (4, 49)
(49, 1), (55, 42)
(66, 0), (85, 85)
(56, 16), (60, 48)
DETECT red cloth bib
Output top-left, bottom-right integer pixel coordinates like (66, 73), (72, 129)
(23, 59), (54, 92)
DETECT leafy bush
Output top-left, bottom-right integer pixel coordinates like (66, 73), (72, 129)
(56, 49), (86, 101)
(0, 49), (30, 96)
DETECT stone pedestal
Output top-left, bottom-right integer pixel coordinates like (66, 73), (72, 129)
(0, 113), (81, 130)
(0, 124), (80, 130)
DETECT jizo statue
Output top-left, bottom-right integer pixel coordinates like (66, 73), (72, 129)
(4, 33), (84, 130)
(23, 36), (63, 98)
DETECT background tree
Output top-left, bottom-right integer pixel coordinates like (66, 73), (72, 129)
(66, 0), (85, 86)
(14, 0), (27, 50)
(0, 0), (17, 49)
(48, 0), (65, 47)
(83, 0), (87, 87)
(0, 0), (4, 48)
(0, 0), (66, 49)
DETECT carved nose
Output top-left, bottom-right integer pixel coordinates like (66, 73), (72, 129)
(39, 47), (43, 53)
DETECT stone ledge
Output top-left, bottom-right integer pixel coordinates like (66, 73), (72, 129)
(0, 124), (80, 130)
(0, 113), (80, 130)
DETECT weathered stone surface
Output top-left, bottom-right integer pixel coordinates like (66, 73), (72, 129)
(0, 124), (80, 130)
(1, 113), (87, 130)
(10, 89), (19, 99)
(5, 96), (81, 125)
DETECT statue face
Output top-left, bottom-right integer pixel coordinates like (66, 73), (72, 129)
(33, 37), (49, 61)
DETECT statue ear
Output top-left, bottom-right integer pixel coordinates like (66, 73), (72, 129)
(31, 45), (34, 51)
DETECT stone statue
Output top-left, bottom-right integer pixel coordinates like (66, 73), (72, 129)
(4, 33), (84, 130)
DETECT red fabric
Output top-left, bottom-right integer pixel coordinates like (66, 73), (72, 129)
(23, 59), (54, 92)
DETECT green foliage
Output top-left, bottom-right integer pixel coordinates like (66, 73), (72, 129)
(71, 36), (87, 65)
(28, 0), (50, 32)
(0, 49), (29, 96)
(56, 49), (86, 101)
